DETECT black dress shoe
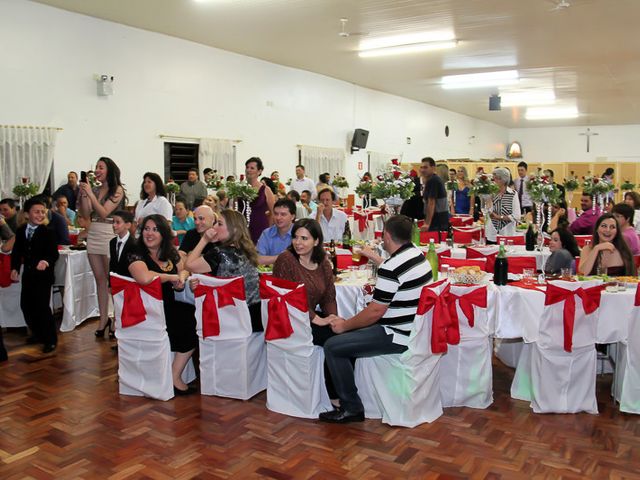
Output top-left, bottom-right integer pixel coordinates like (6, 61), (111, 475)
(319, 408), (364, 424)
(42, 344), (57, 354)
(173, 385), (197, 396)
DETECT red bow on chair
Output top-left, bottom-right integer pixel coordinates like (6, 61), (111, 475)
(449, 286), (487, 328)
(416, 281), (459, 354)
(635, 283), (640, 307)
(545, 283), (604, 352)
(259, 277), (309, 341)
(353, 211), (368, 233)
(194, 277), (246, 338)
(110, 276), (163, 328)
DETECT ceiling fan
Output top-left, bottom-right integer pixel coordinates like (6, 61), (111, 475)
(549, 0), (571, 11)
(338, 18), (368, 38)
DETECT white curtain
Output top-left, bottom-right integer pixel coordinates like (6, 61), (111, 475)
(199, 138), (235, 178)
(0, 126), (57, 199)
(300, 146), (346, 186)
(369, 151), (403, 177)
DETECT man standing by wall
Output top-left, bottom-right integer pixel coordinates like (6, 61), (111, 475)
(289, 165), (316, 200)
(421, 157), (449, 232)
(180, 168), (208, 210)
(514, 161), (532, 214)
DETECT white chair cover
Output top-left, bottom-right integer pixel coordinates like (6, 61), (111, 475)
(111, 273), (173, 401)
(614, 286), (640, 414)
(260, 276), (332, 418)
(439, 284), (493, 409)
(354, 281), (447, 427)
(511, 280), (599, 414)
(193, 274), (266, 400)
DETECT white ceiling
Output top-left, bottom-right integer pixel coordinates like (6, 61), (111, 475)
(33, 0), (640, 128)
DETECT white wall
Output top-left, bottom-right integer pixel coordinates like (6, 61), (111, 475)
(509, 125), (640, 164)
(1, 0), (508, 197)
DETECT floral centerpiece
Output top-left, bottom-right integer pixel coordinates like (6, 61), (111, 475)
(355, 177), (373, 196)
(332, 174), (349, 188)
(563, 171), (579, 192)
(12, 181), (39, 198)
(620, 180), (636, 191)
(582, 174), (615, 212)
(371, 159), (415, 213)
(526, 171), (561, 205)
(445, 179), (457, 191)
(468, 172), (499, 196)
(526, 171), (562, 245)
(13, 177), (39, 210)
(224, 175), (258, 224)
(165, 181), (180, 206)
(206, 171), (225, 190)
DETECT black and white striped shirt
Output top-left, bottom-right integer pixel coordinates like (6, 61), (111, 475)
(372, 243), (432, 340)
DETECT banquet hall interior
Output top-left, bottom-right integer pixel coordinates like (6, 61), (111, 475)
(1, 0), (640, 478)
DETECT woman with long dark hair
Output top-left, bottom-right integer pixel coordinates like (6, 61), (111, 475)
(241, 157), (275, 243)
(134, 172), (173, 228)
(78, 157), (127, 338)
(186, 209), (263, 332)
(578, 213), (636, 276)
(126, 215), (196, 394)
(544, 228), (581, 275)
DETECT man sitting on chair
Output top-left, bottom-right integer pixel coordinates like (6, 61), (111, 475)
(319, 215), (432, 423)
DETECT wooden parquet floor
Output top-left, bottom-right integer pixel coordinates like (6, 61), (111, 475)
(1, 322), (639, 480)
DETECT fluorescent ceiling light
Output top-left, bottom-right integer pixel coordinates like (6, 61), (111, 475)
(441, 70), (519, 89)
(525, 106), (578, 120)
(358, 31), (457, 58)
(359, 40), (457, 58)
(360, 31), (455, 50)
(500, 90), (556, 107)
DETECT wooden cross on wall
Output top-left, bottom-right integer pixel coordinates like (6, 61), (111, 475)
(579, 128), (599, 153)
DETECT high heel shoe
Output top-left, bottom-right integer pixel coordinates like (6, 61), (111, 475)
(95, 319), (112, 338)
(108, 318), (116, 340)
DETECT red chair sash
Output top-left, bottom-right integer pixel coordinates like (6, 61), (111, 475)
(194, 277), (246, 338)
(353, 211), (368, 232)
(416, 281), (459, 353)
(507, 256), (537, 274)
(449, 286), (487, 328)
(259, 277), (309, 341)
(467, 248), (497, 272)
(544, 283), (604, 352)
(635, 283), (640, 307)
(0, 254), (12, 288)
(110, 276), (163, 328)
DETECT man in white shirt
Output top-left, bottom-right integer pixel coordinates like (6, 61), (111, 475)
(514, 161), (532, 214)
(289, 165), (317, 200)
(316, 188), (348, 242)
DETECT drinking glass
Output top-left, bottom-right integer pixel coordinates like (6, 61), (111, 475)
(560, 267), (571, 280)
(351, 243), (363, 262)
(440, 264), (450, 279)
(522, 268), (535, 284)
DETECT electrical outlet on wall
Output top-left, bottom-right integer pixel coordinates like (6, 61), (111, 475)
(406, 137), (411, 144)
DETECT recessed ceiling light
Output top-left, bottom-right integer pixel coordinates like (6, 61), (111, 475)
(525, 106), (578, 120)
(500, 90), (556, 107)
(441, 70), (519, 89)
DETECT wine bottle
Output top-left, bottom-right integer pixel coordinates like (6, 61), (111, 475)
(494, 241), (509, 286)
(525, 223), (536, 251)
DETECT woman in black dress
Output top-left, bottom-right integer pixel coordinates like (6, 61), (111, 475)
(127, 214), (197, 395)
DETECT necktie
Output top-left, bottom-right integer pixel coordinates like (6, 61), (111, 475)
(518, 177), (524, 205)
(117, 240), (123, 260)
(26, 226), (35, 240)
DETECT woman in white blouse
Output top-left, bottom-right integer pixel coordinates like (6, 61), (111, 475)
(134, 172), (174, 232)
(484, 167), (521, 244)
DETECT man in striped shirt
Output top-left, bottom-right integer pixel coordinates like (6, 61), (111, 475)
(319, 215), (432, 423)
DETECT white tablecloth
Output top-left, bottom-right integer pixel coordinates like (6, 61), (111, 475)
(0, 250), (99, 331)
(448, 245), (552, 271)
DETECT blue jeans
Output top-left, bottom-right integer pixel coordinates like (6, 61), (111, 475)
(323, 324), (407, 412)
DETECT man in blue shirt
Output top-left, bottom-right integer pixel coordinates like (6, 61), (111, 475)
(257, 198), (296, 265)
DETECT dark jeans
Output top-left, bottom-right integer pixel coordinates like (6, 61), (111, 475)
(323, 324), (407, 412)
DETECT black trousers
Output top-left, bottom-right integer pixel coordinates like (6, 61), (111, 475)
(20, 273), (57, 346)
